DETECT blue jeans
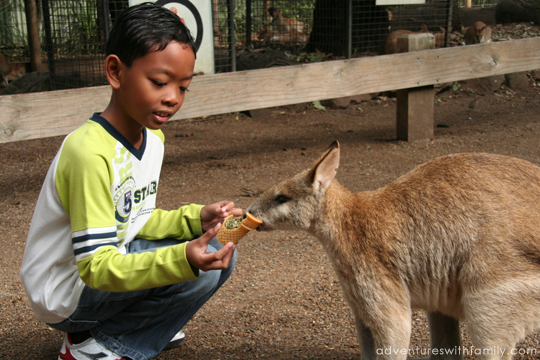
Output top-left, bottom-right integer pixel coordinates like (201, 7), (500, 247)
(48, 237), (236, 360)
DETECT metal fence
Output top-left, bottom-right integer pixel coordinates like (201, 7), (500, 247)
(40, 0), (124, 89)
(0, 0), (497, 93)
(215, 0), (452, 71)
(0, 0), (28, 63)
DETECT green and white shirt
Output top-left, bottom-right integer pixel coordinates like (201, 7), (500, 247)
(20, 113), (204, 324)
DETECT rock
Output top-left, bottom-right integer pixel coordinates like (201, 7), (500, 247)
(495, 0), (540, 24)
(279, 102), (309, 112)
(236, 49), (296, 71)
(461, 75), (505, 94)
(505, 72), (529, 91)
(457, 6), (497, 28)
(2, 71), (91, 95)
(320, 94), (378, 109)
(246, 102), (310, 117)
(3, 71), (50, 95)
(245, 108), (274, 118)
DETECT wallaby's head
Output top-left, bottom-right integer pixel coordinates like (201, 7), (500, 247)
(268, 7), (281, 20)
(246, 141), (340, 232)
(10, 64), (23, 78)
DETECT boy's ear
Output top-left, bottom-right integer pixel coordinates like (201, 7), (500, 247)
(105, 54), (123, 90)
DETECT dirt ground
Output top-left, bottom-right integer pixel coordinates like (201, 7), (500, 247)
(3, 31), (540, 360)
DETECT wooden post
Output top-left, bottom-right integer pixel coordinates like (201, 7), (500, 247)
(396, 33), (435, 141)
(212, 0), (220, 47)
(227, 0), (236, 72)
(246, 0), (252, 48)
(24, 0), (44, 72)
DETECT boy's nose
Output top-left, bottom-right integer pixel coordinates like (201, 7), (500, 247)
(163, 91), (179, 106)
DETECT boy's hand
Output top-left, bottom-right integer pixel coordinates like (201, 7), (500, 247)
(185, 225), (236, 271)
(200, 201), (242, 232)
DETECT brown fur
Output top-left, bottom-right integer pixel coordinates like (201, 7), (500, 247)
(385, 24), (429, 54)
(268, 7), (305, 33)
(434, 27), (446, 48)
(0, 53), (23, 87)
(247, 141), (540, 360)
(464, 21), (492, 45)
(258, 25), (308, 44)
(264, 7), (307, 44)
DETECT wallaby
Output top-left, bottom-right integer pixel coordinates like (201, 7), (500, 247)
(268, 7), (305, 34)
(434, 27), (446, 48)
(256, 8), (308, 44)
(464, 21), (492, 45)
(385, 24), (429, 54)
(247, 141), (540, 360)
(257, 26), (272, 41)
(258, 26), (308, 44)
(0, 53), (23, 87)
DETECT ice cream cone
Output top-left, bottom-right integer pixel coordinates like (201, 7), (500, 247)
(216, 213), (263, 245)
(242, 212), (263, 230)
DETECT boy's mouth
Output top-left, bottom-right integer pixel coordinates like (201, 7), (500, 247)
(153, 111), (171, 122)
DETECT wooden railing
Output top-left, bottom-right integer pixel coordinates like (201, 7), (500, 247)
(1, 37), (540, 143)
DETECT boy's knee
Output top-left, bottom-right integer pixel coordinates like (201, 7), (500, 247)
(197, 268), (222, 292)
(223, 248), (237, 277)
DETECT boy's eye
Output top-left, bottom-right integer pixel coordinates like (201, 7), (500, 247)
(151, 80), (166, 87)
(180, 87), (189, 92)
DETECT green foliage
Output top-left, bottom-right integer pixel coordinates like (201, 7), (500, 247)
(214, 0), (315, 44)
(56, 0), (104, 56)
(454, 0), (498, 8)
(313, 100), (326, 111)
(271, 0), (315, 25)
(0, 0), (28, 52)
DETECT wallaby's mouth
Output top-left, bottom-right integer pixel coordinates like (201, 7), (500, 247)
(243, 211), (264, 231)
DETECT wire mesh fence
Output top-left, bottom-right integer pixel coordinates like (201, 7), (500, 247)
(0, 0), (28, 63)
(0, 0), (500, 93)
(42, 0), (108, 89)
(216, 0), (450, 67)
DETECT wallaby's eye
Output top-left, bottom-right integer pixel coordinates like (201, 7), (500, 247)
(275, 195), (291, 204)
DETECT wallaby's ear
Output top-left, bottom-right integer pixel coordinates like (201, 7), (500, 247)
(308, 141), (340, 193)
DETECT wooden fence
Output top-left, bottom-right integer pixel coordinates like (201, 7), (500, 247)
(1, 37), (540, 143)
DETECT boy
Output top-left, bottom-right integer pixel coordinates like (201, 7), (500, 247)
(19, 3), (241, 360)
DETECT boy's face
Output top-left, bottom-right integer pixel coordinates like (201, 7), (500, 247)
(113, 41), (195, 131)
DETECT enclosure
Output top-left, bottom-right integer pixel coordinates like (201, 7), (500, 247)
(2, 0), (540, 358)
(2, 64), (540, 358)
(0, 0), (500, 91)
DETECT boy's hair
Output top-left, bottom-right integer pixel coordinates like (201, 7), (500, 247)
(106, 2), (196, 67)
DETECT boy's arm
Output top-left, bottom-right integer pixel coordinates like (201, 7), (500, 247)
(58, 127), (199, 292)
(76, 242), (199, 292)
(136, 204), (205, 240)
(79, 224), (237, 292)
